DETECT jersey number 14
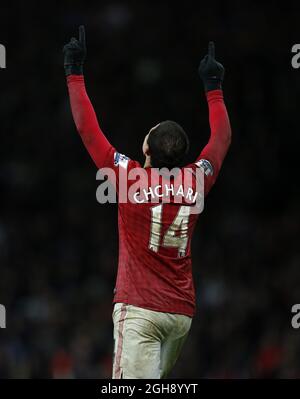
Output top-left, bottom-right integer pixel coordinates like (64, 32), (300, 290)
(149, 204), (191, 258)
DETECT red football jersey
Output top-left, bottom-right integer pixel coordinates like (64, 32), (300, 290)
(106, 152), (204, 317)
(67, 75), (231, 317)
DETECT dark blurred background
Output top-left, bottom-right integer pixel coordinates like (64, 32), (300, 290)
(0, 0), (299, 378)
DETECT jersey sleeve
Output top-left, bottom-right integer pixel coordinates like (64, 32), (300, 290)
(195, 89), (231, 196)
(66, 75), (137, 192)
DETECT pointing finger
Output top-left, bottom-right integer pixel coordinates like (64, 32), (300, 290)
(208, 41), (215, 59)
(79, 25), (86, 46)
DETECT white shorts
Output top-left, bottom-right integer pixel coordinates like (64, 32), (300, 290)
(112, 302), (192, 379)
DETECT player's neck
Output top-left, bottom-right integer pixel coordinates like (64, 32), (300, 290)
(144, 156), (152, 168)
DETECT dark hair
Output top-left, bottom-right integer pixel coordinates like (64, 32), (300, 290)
(147, 121), (189, 168)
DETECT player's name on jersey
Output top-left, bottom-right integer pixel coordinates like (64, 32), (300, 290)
(96, 165), (205, 209)
(133, 183), (199, 204)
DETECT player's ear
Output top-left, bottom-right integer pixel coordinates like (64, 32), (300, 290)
(142, 133), (150, 156)
(143, 147), (150, 157)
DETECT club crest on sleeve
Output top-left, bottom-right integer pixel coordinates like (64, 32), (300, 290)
(114, 152), (129, 169)
(195, 159), (214, 176)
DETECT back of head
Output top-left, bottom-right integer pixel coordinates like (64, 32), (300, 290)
(147, 121), (189, 169)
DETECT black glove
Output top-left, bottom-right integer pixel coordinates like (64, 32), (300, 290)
(63, 25), (86, 76)
(198, 41), (225, 92)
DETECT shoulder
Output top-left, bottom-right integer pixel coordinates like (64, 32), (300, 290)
(184, 159), (214, 177)
(113, 151), (141, 170)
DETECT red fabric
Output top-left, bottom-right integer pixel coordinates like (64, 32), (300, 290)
(67, 75), (113, 169)
(66, 76), (231, 317)
(198, 89), (231, 194)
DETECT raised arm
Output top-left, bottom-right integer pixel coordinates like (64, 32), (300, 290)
(199, 89), (231, 179)
(63, 26), (114, 169)
(197, 42), (231, 193)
